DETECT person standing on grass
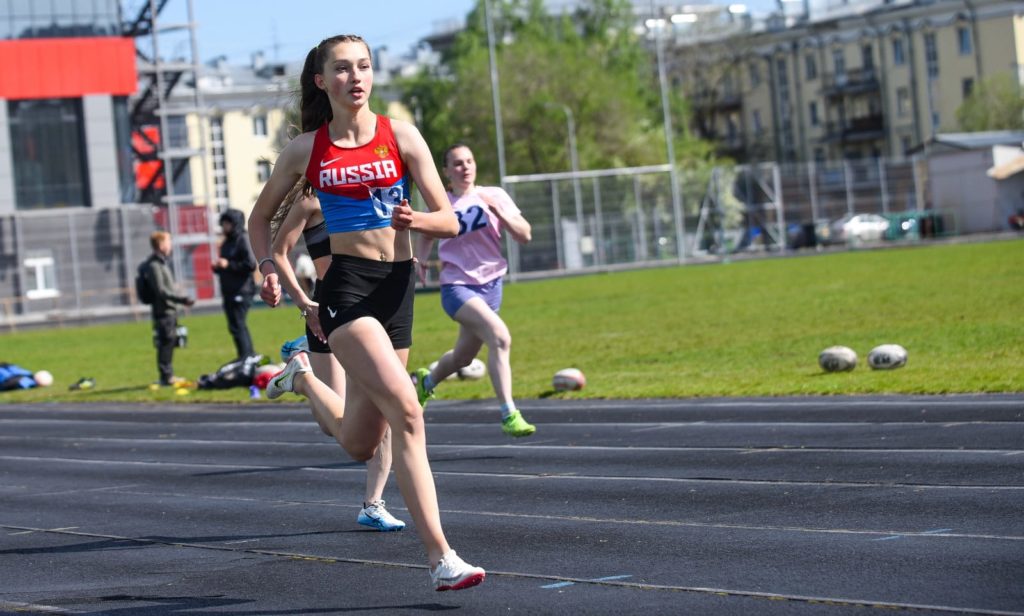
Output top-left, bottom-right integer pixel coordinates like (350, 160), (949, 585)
(412, 143), (536, 437)
(143, 231), (194, 386)
(270, 181), (404, 532)
(247, 34), (485, 591)
(212, 209), (257, 360)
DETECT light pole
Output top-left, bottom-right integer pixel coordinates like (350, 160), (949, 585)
(646, 9), (687, 260)
(544, 102), (584, 241)
(484, 0), (508, 188)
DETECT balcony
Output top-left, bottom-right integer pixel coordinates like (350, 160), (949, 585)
(822, 114), (885, 143)
(691, 90), (743, 112)
(822, 68), (880, 98)
(716, 135), (746, 157)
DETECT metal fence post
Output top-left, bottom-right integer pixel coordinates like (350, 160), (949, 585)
(68, 211), (82, 313)
(634, 176), (647, 261)
(550, 180), (563, 270)
(121, 208), (134, 307)
(912, 154), (925, 211)
(844, 158), (855, 215)
(13, 215), (24, 317)
(592, 176), (604, 266)
(773, 163), (786, 252)
(878, 157), (890, 215)
(808, 159), (820, 224)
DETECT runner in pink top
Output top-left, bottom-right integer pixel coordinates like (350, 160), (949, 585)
(414, 143), (537, 437)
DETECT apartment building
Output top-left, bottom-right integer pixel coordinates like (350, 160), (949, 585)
(665, 0), (1023, 163)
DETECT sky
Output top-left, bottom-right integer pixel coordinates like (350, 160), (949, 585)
(143, 0), (778, 66)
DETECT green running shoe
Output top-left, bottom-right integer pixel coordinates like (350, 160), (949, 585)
(501, 410), (536, 437)
(412, 367), (435, 408)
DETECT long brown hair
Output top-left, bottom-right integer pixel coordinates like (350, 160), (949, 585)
(299, 34), (371, 133)
(270, 178), (312, 242)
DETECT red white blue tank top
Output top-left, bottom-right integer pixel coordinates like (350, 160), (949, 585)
(303, 115), (407, 233)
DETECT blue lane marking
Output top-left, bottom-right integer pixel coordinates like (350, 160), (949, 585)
(872, 535), (903, 541)
(542, 574), (632, 589)
(592, 575), (632, 582)
(541, 581), (575, 589)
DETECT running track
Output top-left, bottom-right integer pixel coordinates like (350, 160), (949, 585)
(1, 395), (1022, 615)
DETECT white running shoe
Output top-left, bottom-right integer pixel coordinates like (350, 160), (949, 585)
(430, 550), (485, 591)
(357, 500), (406, 532)
(265, 352), (312, 399)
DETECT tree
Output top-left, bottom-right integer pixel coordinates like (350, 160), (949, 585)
(956, 74), (1024, 132)
(396, 0), (716, 184)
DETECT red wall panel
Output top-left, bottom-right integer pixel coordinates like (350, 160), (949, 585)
(0, 37), (137, 100)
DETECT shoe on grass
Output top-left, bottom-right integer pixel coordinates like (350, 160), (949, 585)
(266, 352), (311, 399)
(501, 410), (536, 437)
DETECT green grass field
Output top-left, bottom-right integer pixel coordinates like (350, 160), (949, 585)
(1, 239), (1021, 404)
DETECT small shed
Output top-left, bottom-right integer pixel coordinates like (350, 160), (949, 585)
(915, 132), (1024, 233)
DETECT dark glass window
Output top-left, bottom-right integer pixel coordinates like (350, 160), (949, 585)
(113, 96), (136, 203)
(957, 26), (972, 55)
(892, 37), (905, 65)
(8, 98), (90, 209)
(1, 0), (122, 40)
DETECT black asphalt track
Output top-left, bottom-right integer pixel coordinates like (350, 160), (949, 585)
(1, 394), (1021, 615)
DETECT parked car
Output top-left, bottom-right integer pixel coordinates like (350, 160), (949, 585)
(830, 213), (891, 244)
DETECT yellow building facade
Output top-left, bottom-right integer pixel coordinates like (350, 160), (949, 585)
(670, 0), (1023, 163)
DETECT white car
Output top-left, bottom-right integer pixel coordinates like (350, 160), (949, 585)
(830, 213), (891, 244)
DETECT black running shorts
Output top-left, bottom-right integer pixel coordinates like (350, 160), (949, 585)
(318, 255), (415, 349)
(304, 279), (332, 354)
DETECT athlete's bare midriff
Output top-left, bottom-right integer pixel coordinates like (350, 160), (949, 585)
(329, 227), (413, 262)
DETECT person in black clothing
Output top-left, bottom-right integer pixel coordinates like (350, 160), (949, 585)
(144, 231), (194, 386)
(213, 209), (257, 360)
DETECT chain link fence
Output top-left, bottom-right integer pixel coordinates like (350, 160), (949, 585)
(2, 157), (959, 329)
(418, 157), (950, 283)
(0, 205), (219, 331)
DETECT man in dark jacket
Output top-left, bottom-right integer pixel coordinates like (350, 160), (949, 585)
(213, 209), (257, 360)
(143, 231), (194, 386)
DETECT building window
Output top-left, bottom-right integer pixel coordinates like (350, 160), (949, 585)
(809, 101), (819, 126)
(210, 116), (230, 209)
(957, 26), (972, 55)
(257, 160), (271, 183)
(253, 114), (268, 137)
(752, 109), (763, 135)
(924, 32), (939, 78)
(832, 48), (845, 78)
(23, 250), (59, 299)
(8, 98), (90, 209)
(892, 37), (905, 65)
(861, 44), (873, 71)
(805, 53), (817, 80)
(776, 57), (788, 86)
(749, 62), (761, 87)
(896, 87), (910, 116)
(814, 148), (826, 164)
(962, 78), (974, 99)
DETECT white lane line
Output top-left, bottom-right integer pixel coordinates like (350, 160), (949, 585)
(1, 524), (1020, 616)
(518, 399), (1024, 410)
(2, 454), (1022, 490)
(0, 601), (81, 614)
(2, 439), (1022, 456)
(92, 489), (1024, 542)
(26, 484), (140, 498)
(2, 419), (1021, 429)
